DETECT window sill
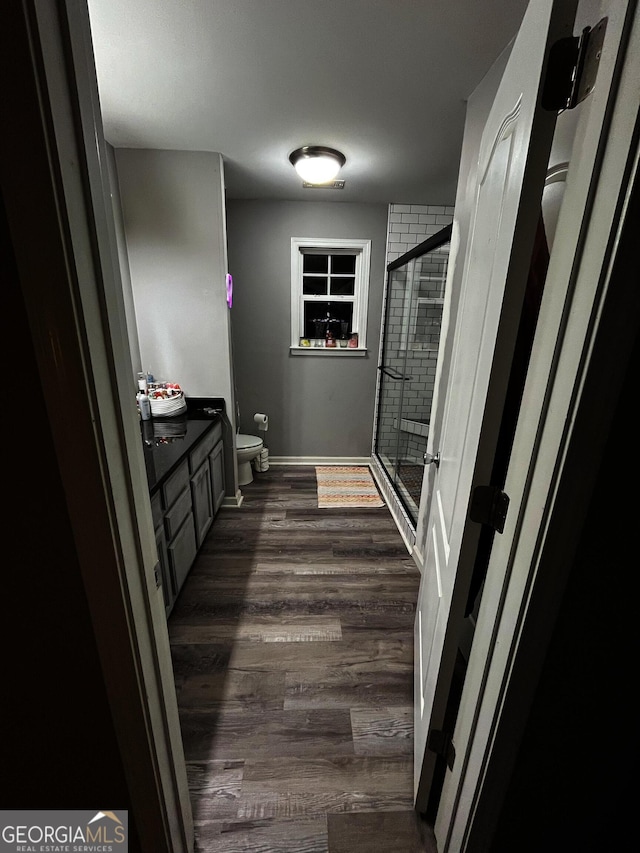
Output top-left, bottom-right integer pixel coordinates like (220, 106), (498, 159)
(289, 346), (368, 357)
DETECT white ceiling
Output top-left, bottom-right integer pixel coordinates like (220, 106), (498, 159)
(87, 0), (529, 205)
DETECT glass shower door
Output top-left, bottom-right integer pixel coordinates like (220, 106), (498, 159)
(375, 226), (451, 526)
(376, 261), (416, 489)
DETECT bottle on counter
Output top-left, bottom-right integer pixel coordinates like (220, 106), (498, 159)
(138, 391), (151, 421)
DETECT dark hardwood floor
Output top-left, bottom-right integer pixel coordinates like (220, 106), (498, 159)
(168, 465), (438, 852)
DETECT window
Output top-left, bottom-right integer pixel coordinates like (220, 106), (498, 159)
(290, 237), (371, 354)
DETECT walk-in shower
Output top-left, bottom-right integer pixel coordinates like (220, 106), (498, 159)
(374, 225), (451, 527)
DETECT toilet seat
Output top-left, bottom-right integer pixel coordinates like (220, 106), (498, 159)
(236, 434), (263, 450)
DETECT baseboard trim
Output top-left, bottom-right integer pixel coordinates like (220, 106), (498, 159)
(412, 543), (425, 574)
(268, 456), (373, 466)
(222, 491), (244, 508)
(369, 457), (416, 554)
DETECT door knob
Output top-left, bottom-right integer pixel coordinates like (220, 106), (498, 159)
(423, 451), (440, 468)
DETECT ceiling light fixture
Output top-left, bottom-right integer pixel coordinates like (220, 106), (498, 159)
(289, 146), (346, 185)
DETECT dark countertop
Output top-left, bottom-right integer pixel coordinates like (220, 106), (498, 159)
(141, 396), (224, 494)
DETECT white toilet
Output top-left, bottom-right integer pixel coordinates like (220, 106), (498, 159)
(235, 433), (264, 486)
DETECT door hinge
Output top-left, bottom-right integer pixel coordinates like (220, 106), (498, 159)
(542, 17), (607, 111)
(469, 485), (509, 534)
(428, 729), (456, 771)
(153, 561), (162, 589)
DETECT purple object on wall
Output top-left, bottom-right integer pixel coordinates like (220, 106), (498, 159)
(226, 274), (233, 308)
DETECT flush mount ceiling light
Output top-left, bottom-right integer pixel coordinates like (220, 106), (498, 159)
(289, 146), (346, 185)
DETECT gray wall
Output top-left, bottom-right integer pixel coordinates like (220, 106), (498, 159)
(226, 200), (388, 458)
(114, 148), (234, 403)
(112, 148), (239, 497)
(106, 143), (141, 381)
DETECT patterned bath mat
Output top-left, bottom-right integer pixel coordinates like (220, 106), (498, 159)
(315, 466), (384, 508)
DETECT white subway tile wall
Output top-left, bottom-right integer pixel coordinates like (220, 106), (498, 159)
(385, 203), (455, 264)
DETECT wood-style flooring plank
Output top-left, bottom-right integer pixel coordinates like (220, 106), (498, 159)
(284, 507), (396, 519)
(234, 496), (322, 509)
(331, 543), (410, 558)
(235, 755), (413, 821)
(327, 811), (437, 853)
(179, 708), (355, 761)
(201, 528), (382, 544)
(338, 612), (417, 634)
(350, 707), (414, 755)
(212, 515), (399, 531)
(252, 560), (416, 575)
(181, 570), (421, 592)
(235, 791), (413, 821)
(169, 593), (416, 622)
(169, 616), (343, 644)
(187, 760), (244, 820)
(194, 816), (328, 853)
(171, 643), (231, 674)
(176, 668), (285, 711)
(284, 665), (413, 710)
(241, 755), (413, 795)
(175, 573), (419, 603)
(226, 637), (412, 671)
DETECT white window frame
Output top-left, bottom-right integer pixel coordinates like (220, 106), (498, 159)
(290, 237), (371, 355)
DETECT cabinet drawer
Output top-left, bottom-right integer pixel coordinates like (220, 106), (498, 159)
(150, 490), (164, 530)
(163, 458), (190, 510)
(190, 422), (222, 474)
(169, 513), (197, 594)
(164, 486), (192, 540)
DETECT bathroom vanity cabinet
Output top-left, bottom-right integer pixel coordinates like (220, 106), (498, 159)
(143, 407), (225, 617)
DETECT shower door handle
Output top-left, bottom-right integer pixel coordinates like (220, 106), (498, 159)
(378, 365), (411, 381)
(424, 451), (440, 468)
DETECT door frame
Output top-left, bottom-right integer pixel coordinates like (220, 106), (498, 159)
(1, 1), (193, 849)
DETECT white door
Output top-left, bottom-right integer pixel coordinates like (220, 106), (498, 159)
(436, 0), (635, 846)
(414, 0), (580, 808)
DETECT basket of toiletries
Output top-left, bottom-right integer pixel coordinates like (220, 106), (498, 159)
(148, 382), (187, 417)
